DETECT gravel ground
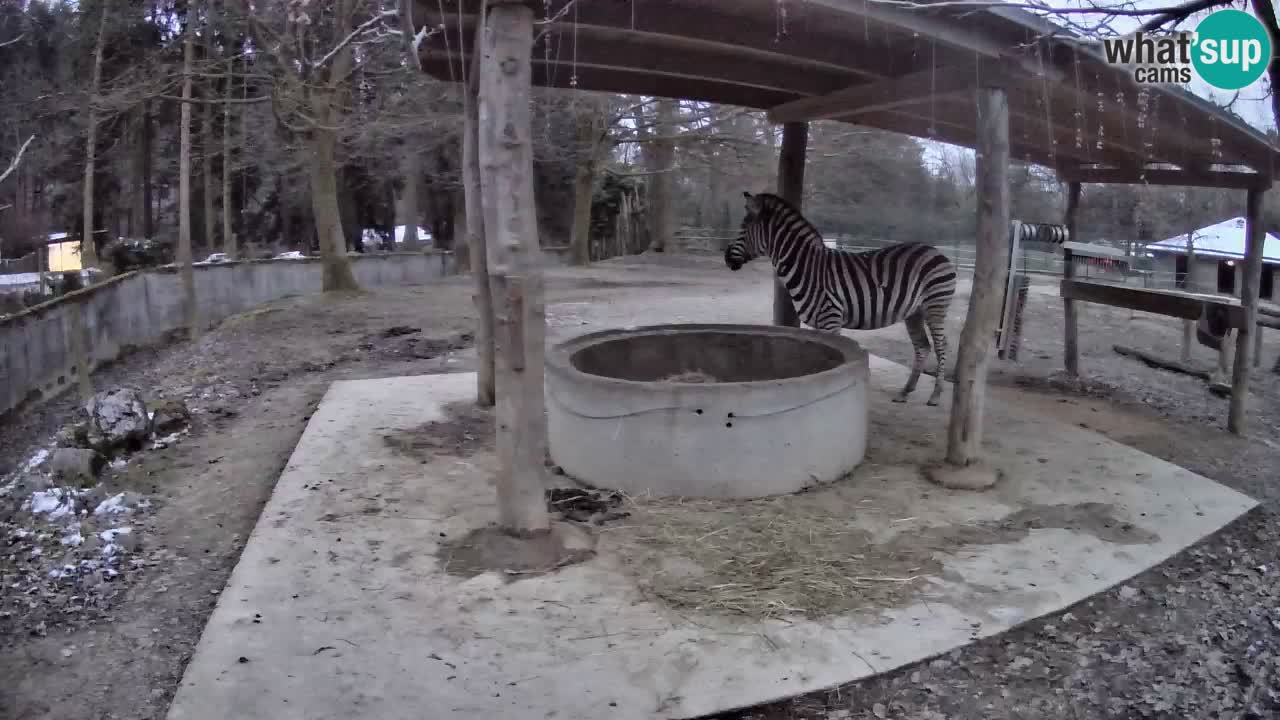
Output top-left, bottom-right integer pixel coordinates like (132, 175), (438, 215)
(2, 253), (1279, 719)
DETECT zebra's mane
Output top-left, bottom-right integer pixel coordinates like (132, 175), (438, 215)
(751, 193), (824, 244)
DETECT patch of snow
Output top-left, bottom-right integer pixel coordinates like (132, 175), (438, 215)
(149, 429), (188, 450)
(28, 489), (78, 520)
(60, 527), (84, 547)
(21, 448), (51, 473)
(93, 493), (129, 516)
(98, 527), (131, 544)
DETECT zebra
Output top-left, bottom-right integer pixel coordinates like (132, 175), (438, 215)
(725, 191), (957, 406)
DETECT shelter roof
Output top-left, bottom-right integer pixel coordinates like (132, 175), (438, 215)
(414, 0), (1279, 186)
(1146, 217), (1280, 263)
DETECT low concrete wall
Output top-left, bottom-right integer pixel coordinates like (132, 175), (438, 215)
(0, 252), (456, 418)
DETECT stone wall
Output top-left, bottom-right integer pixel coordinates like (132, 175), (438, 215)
(0, 252), (456, 418)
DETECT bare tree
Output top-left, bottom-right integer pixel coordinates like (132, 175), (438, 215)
(179, 10), (200, 340)
(80, 3), (109, 269)
(240, 0), (406, 291)
(568, 98), (607, 265)
(0, 134), (34, 185)
(223, 51), (235, 257)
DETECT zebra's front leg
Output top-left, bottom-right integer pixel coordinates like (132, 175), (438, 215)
(895, 312), (930, 403)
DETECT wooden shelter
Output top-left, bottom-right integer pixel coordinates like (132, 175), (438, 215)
(412, 0), (1278, 530)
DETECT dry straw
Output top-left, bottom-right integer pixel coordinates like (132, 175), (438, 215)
(602, 493), (939, 620)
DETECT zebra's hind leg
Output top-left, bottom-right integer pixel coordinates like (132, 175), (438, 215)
(923, 302), (949, 406)
(895, 311), (931, 404)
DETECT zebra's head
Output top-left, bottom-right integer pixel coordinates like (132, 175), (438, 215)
(725, 191), (771, 271)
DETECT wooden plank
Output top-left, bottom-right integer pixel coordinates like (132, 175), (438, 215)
(773, 122), (806, 328)
(808, 0), (1059, 81)
(1229, 186), (1268, 434)
(415, 2), (904, 85)
(478, 0), (550, 534)
(767, 66), (983, 124)
(1060, 279), (1248, 327)
(1114, 345), (1211, 381)
(1062, 240), (1127, 260)
(461, 17), (495, 407)
(1061, 166), (1272, 190)
(425, 16), (867, 99)
(946, 86), (1010, 468)
(1063, 181), (1081, 376)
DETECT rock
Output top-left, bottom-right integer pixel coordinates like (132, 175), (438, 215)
(101, 527), (140, 553)
(54, 422), (91, 449)
(1119, 585), (1141, 601)
(150, 399), (191, 435)
(85, 388), (151, 453)
(47, 449), (106, 487)
(12, 474), (52, 495)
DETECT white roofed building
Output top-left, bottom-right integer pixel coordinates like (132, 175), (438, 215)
(1145, 217), (1280, 301)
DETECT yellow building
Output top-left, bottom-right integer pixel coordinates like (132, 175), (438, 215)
(45, 232), (82, 272)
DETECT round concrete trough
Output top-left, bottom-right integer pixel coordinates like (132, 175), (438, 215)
(545, 323), (869, 498)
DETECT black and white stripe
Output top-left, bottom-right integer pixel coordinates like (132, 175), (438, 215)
(726, 191), (957, 405)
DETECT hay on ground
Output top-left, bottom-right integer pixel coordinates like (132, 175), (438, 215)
(659, 370), (720, 383)
(603, 494), (941, 620)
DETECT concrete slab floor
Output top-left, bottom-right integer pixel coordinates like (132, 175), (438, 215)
(165, 362), (1257, 720)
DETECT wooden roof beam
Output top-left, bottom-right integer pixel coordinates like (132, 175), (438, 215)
(415, 1), (910, 82)
(767, 66), (992, 124)
(1059, 166), (1273, 190)
(806, 0), (1065, 82)
(855, 109), (1074, 173)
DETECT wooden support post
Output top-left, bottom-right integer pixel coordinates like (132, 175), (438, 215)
(67, 301), (93, 403)
(478, 1), (550, 534)
(773, 121), (806, 327)
(1181, 226), (1196, 363)
(461, 16), (495, 407)
(1228, 186), (1267, 434)
(1062, 181), (1081, 376)
(933, 86), (1009, 489)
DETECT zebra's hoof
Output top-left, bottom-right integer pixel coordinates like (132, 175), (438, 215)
(926, 398), (940, 407)
(891, 395), (908, 404)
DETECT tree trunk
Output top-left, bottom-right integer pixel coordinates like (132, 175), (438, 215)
(142, 100), (154, 239)
(178, 16), (200, 339)
(202, 82), (216, 256)
(222, 55), (235, 258)
(478, 1), (550, 535)
(645, 99), (677, 253)
(452, 194), (469, 270)
(944, 87), (1010, 470)
(1228, 186), (1267, 434)
(774, 122), (807, 327)
(307, 43), (360, 291)
(569, 104), (604, 266)
(80, 3), (109, 269)
(463, 16), (495, 406)
(308, 125), (359, 291)
(397, 150), (422, 250)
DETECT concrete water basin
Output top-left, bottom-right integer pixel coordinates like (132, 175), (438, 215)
(544, 323), (870, 498)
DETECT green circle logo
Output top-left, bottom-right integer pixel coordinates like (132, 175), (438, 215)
(1192, 9), (1272, 90)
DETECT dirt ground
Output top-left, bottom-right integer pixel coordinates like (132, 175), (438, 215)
(2, 253), (1279, 720)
